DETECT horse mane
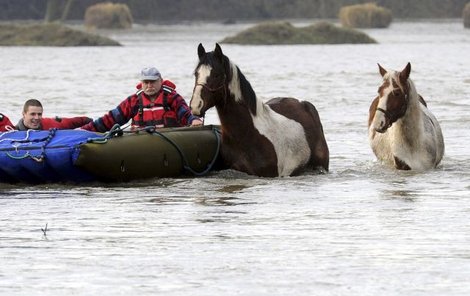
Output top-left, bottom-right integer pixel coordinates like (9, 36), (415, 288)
(406, 79), (419, 103)
(227, 59), (258, 115)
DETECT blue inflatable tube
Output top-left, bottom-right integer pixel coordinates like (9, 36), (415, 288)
(0, 129), (104, 183)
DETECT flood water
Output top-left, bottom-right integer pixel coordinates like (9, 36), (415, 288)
(1, 19), (470, 295)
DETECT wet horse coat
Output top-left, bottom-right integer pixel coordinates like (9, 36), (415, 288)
(368, 63), (444, 170)
(190, 43), (329, 177)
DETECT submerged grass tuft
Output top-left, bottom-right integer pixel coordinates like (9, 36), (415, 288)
(221, 21), (376, 45)
(0, 22), (121, 46)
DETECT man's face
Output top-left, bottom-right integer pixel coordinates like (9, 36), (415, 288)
(23, 106), (43, 129)
(142, 79), (162, 96)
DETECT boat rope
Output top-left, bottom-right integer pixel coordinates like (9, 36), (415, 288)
(86, 123), (131, 144)
(5, 128), (57, 162)
(0, 129), (32, 143)
(148, 125), (221, 176)
(104, 123), (126, 138)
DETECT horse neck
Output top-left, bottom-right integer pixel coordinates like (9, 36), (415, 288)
(395, 79), (424, 141)
(216, 62), (262, 136)
(215, 99), (253, 139)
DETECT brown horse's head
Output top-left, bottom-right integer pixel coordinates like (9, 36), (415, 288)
(190, 43), (230, 116)
(370, 62), (411, 133)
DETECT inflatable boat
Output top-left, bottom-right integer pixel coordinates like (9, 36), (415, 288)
(0, 125), (221, 184)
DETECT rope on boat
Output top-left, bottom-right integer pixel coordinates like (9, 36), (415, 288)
(104, 123), (125, 138)
(5, 128), (57, 162)
(86, 124), (129, 144)
(149, 125), (221, 176)
(0, 129), (32, 143)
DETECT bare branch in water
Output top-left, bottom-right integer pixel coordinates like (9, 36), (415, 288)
(41, 223), (48, 237)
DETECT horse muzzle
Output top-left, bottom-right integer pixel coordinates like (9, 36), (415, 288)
(191, 106), (206, 118)
(374, 126), (388, 133)
(374, 119), (392, 133)
(373, 108), (392, 133)
(190, 97), (204, 116)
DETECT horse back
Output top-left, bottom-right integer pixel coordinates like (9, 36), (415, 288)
(267, 97), (329, 171)
(421, 104), (445, 165)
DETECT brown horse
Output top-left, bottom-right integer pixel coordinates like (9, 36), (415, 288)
(190, 43), (329, 177)
(368, 62), (444, 170)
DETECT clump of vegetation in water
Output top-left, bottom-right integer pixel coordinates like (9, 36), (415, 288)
(463, 3), (470, 28)
(0, 23), (120, 46)
(221, 21), (376, 45)
(339, 3), (392, 28)
(84, 2), (133, 29)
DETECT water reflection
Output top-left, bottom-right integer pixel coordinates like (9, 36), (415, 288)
(147, 195), (193, 205)
(216, 184), (248, 193)
(381, 189), (418, 202)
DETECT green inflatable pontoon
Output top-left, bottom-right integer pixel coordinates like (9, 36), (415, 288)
(74, 125), (222, 182)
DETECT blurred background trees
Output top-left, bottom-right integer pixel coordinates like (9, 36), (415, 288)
(464, 2), (470, 27)
(0, 0), (469, 22)
(44, 0), (74, 22)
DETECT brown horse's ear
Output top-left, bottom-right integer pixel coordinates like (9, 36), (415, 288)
(198, 43), (206, 60)
(378, 63), (387, 77)
(399, 62), (411, 83)
(214, 43), (224, 60)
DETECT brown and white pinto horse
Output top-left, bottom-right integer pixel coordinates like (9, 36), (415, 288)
(368, 62), (444, 170)
(190, 43), (329, 177)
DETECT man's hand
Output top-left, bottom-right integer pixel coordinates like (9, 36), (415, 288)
(190, 119), (203, 126)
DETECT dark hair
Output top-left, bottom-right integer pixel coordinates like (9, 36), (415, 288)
(23, 99), (43, 113)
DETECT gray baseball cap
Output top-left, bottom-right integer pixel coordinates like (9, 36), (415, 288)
(140, 67), (161, 80)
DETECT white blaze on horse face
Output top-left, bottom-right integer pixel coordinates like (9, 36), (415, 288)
(372, 75), (394, 132)
(191, 64), (212, 115)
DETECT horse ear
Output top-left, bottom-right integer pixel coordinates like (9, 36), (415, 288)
(214, 43), (224, 60)
(400, 62), (411, 82)
(197, 43), (206, 60)
(378, 63), (387, 77)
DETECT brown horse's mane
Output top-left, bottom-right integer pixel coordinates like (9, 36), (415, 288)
(233, 65), (258, 115)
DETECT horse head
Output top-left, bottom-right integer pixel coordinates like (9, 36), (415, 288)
(371, 62), (411, 133)
(190, 43), (230, 116)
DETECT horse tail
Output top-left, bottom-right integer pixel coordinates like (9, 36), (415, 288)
(302, 101), (329, 172)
